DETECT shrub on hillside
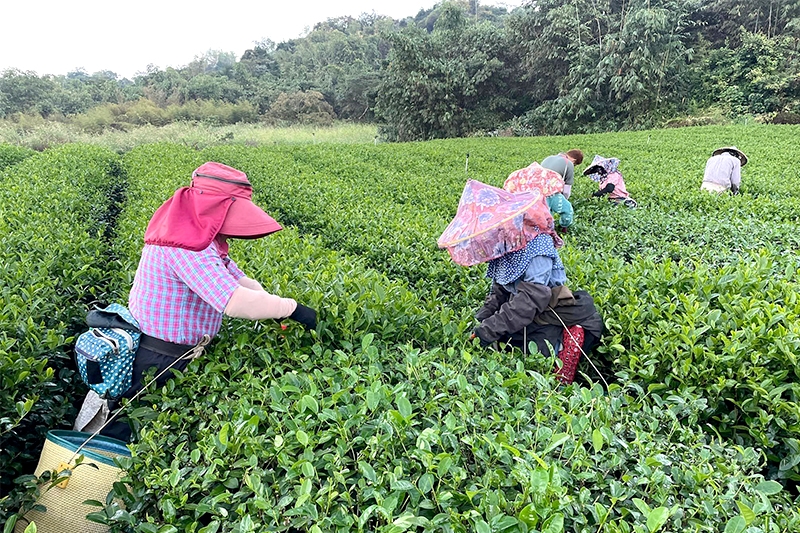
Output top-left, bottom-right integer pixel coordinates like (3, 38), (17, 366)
(166, 99), (259, 125)
(69, 103), (127, 133)
(121, 98), (170, 127)
(772, 111), (800, 124)
(265, 91), (336, 126)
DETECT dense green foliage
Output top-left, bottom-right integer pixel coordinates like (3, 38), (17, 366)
(0, 144), (35, 170)
(0, 145), (122, 497)
(2, 124), (800, 531)
(376, 4), (523, 141)
(2, 1), (799, 138)
(204, 126), (800, 486)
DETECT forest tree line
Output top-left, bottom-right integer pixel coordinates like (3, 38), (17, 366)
(1, 0), (799, 141)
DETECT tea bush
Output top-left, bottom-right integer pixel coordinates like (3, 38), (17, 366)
(114, 340), (800, 532)
(0, 145), (122, 498)
(108, 129), (800, 485)
(0, 143), (35, 171)
(199, 125), (800, 482)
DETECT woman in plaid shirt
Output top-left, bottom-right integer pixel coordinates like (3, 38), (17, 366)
(102, 162), (316, 441)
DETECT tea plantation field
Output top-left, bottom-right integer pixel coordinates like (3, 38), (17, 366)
(1, 124), (800, 532)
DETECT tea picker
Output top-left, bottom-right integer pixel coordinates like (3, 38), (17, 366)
(13, 162), (320, 532)
(539, 149), (584, 200)
(437, 179), (606, 386)
(583, 155), (638, 208)
(91, 161), (317, 442)
(701, 146), (747, 194)
(504, 161), (573, 234)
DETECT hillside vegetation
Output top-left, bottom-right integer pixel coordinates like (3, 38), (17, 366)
(2, 0), (799, 139)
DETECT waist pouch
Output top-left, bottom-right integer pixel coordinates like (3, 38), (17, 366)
(75, 304), (141, 399)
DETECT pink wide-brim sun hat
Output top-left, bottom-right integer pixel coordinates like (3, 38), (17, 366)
(191, 162), (282, 238)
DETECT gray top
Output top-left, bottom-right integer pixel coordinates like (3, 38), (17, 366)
(540, 154), (575, 186)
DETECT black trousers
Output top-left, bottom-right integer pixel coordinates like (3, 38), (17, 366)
(99, 346), (191, 442)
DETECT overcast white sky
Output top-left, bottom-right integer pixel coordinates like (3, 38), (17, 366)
(1, 1), (525, 79)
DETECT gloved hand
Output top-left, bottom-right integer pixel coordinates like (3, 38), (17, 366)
(593, 183), (615, 197)
(471, 329), (493, 348)
(289, 304), (317, 331)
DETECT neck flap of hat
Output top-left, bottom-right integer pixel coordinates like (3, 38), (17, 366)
(144, 187), (234, 251)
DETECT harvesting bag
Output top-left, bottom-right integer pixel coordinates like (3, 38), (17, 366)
(503, 162), (565, 196)
(437, 180), (556, 267)
(14, 430), (131, 533)
(75, 303), (141, 399)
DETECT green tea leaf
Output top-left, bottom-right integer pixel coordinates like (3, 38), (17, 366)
(438, 456), (453, 477)
(723, 516), (746, 533)
(754, 480), (782, 495)
(518, 504), (537, 527)
(296, 430), (309, 446)
(301, 394), (319, 414)
(362, 333), (374, 351)
(736, 501), (755, 525)
(647, 507), (669, 532)
(397, 395), (412, 418)
(359, 461), (377, 483)
(632, 498), (651, 516)
(543, 433), (569, 455)
(366, 390), (380, 411)
(3, 515), (17, 533)
(542, 513), (564, 533)
(418, 473), (433, 494)
(592, 428), (604, 453)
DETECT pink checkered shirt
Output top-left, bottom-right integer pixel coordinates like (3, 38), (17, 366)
(129, 242), (245, 345)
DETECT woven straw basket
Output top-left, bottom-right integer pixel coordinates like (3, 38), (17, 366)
(15, 430), (130, 533)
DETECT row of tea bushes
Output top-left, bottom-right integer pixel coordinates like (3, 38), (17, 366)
(195, 125), (800, 307)
(115, 144), (475, 354)
(551, 128), (800, 482)
(198, 143), (490, 309)
(0, 145), (122, 497)
(114, 340), (800, 532)
(566, 248), (800, 481)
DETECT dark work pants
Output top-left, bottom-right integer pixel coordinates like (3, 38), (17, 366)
(99, 346), (191, 442)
